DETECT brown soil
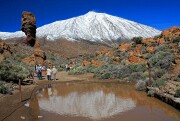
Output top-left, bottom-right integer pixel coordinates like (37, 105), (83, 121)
(0, 71), (96, 121)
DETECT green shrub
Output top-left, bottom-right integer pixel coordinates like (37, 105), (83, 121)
(128, 64), (146, 73)
(135, 80), (147, 91)
(0, 61), (30, 82)
(128, 72), (144, 81)
(156, 44), (171, 52)
(152, 69), (165, 79)
(153, 80), (166, 87)
(0, 82), (8, 94)
(144, 53), (153, 59)
(154, 34), (162, 39)
(131, 37), (143, 44)
(147, 90), (155, 97)
(94, 64), (146, 80)
(175, 89), (180, 97)
(101, 73), (111, 79)
(148, 51), (174, 69)
(0, 48), (4, 54)
(114, 49), (121, 57)
(173, 36), (180, 43)
(173, 73), (180, 82)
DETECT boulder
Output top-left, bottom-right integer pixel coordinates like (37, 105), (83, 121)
(22, 49), (47, 65)
(0, 39), (12, 61)
(119, 43), (131, 51)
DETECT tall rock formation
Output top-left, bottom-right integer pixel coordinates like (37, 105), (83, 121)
(21, 11), (36, 47)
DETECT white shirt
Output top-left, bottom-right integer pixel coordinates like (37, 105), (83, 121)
(52, 67), (57, 74)
(46, 68), (52, 75)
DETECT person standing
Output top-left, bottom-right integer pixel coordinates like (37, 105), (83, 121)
(46, 67), (52, 80)
(52, 66), (57, 81)
(36, 64), (42, 80)
(65, 64), (68, 72)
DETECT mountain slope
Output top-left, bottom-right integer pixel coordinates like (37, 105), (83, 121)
(0, 11), (161, 42)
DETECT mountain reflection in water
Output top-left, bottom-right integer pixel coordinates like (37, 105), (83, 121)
(29, 83), (180, 121)
(39, 89), (136, 119)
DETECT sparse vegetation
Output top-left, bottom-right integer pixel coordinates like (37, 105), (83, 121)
(0, 61), (30, 82)
(135, 80), (147, 91)
(173, 36), (180, 43)
(153, 79), (166, 87)
(131, 37), (143, 44)
(148, 51), (174, 69)
(0, 81), (14, 94)
(175, 89), (180, 97)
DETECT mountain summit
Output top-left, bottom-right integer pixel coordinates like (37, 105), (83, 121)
(0, 11), (161, 42)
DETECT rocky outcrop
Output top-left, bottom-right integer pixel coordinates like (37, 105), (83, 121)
(21, 11), (36, 47)
(0, 39), (12, 61)
(162, 27), (180, 41)
(119, 43), (131, 52)
(22, 48), (49, 65)
(147, 81), (180, 109)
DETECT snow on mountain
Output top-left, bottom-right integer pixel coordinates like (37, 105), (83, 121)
(0, 11), (161, 42)
(0, 31), (25, 40)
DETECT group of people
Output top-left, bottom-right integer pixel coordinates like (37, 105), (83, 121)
(65, 62), (76, 72)
(35, 64), (58, 81)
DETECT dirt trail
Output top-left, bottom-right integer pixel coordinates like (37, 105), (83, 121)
(0, 71), (95, 121)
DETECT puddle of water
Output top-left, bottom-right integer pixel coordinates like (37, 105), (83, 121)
(29, 83), (180, 121)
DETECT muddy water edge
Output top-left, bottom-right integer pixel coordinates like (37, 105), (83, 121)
(4, 82), (180, 121)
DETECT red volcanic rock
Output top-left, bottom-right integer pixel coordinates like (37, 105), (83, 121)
(134, 44), (143, 57)
(161, 27), (180, 41)
(0, 39), (12, 61)
(142, 38), (157, 45)
(91, 60), (102, 66)
(146, 46), (156, 53)
(119, 43), (131, 51)
(22, 48), (47, 65)
(157, 38), (165, 44)
(127, 55), (146, 64)
(82, 60), (91, 66)
(21, 11), (36, 47)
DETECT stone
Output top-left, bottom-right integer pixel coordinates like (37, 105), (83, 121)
(0, 39), (12, 61)
(22, 49), (47, 65)
(119, 43), (131, 51)
(21, 11), (36, 47)
(146, 46), (156, 53)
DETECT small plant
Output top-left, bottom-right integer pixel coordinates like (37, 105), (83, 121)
(131, 37), (143, 44)
(154, 34), (162, 39)
(173, 73), (180, 82)
(0, 61), (30, 82)
(135, 80), (147, 91)
(144, 53), (153, 59)
(153, 79), (166, 87)
(173, 36), (180, 43)
(101, 73), (111, 79)
(174, 89), (180, 98)
(147, 90), (155, 97)
(152, 69), (165, 79)
(0, 47), (4, 53)
(0, 81), (13, 94)
(0, 82), (8, 94)
(148, 51), (174, 69)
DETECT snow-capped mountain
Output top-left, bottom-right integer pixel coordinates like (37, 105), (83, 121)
(0, 11), (161, 42)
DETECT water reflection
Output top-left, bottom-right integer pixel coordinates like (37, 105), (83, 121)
(39, 90), (135, 120)
(30, 83), (180, 121)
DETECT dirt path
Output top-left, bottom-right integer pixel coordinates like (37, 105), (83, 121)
(0, 71), (95, 121)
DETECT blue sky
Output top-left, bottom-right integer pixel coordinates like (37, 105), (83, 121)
(0, 0), (180, 32)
